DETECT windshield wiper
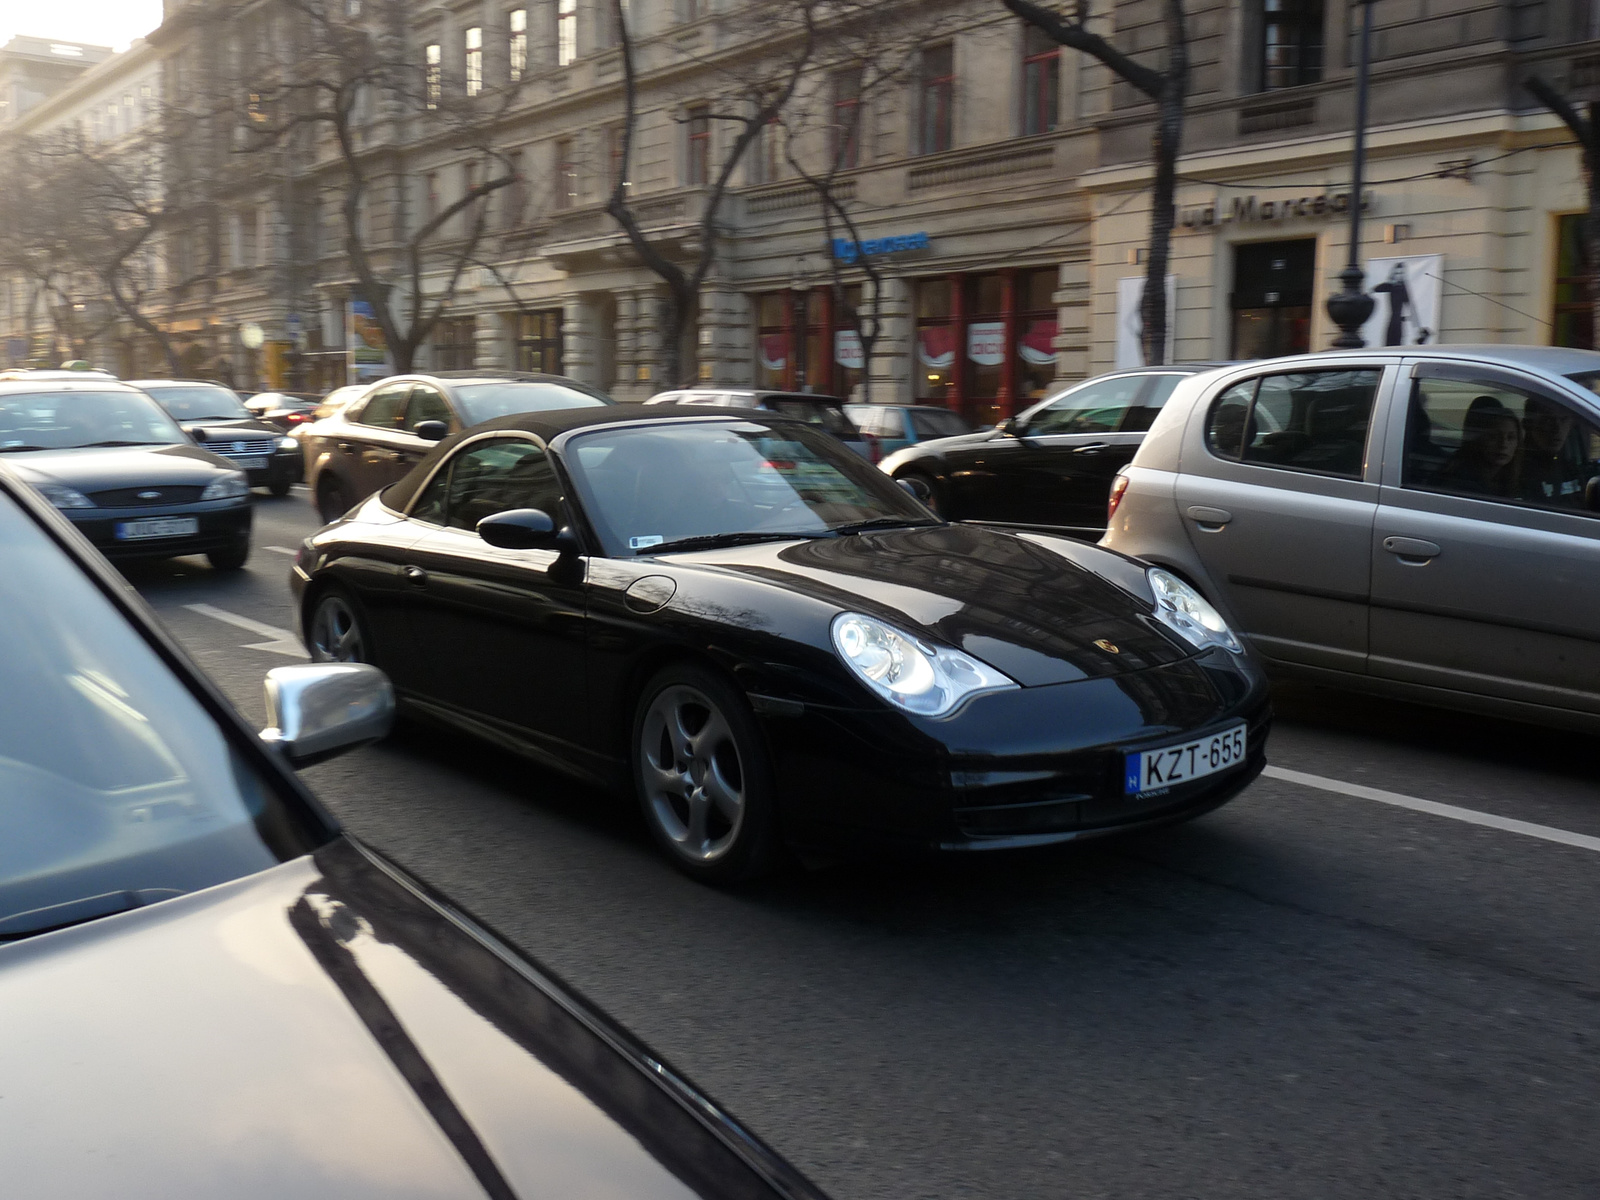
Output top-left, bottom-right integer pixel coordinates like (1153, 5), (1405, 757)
(0, 888), (177, 940)
(645, 530), (833, 555)
(830, 516), (941, 535)
(0, 444), (50, 453)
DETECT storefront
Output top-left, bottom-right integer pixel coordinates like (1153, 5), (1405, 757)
(515, 309), (564, 374)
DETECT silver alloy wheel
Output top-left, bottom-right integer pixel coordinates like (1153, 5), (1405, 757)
(309, 594), (365, 663)
(638, 684), (746, 863)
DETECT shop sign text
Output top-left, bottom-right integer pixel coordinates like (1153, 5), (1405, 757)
(1179, 191), (1371, 232)
(832, 231), (930, 263)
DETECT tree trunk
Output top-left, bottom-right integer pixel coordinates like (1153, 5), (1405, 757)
(1140, 75), (1185, 366)
(1588, 148), (1600, 351)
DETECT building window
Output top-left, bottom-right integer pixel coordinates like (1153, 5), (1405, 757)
(465, 27), (483, 96)
(509, 9), (527, 80)
(917, 44), (954, 155)
(424, 172), (440, 223)
(1017, 268), (1058, 402)
(503, 149), (526, 228)
(1555, 214), (1593, 349)
(1021, 27), (1059, 135)
(607, 123), (629, 190)
(557, 0), (577, 67)
(555, 138), (577, 209)
(686, 105), (711, 186)
(748, 115), (779, 184)
(830, 67), (862, 170)
(914, 279), (953, 401)
(1258, 0), (1324, 91)
(425, 43), (441, 109)
(756, 293), (789, 390)
(516, 310), (564, 373)
(431, 318), (477, 370)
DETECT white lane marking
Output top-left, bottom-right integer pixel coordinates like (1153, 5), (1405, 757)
(1263, 765), (1600, 854)
(183, 603), (308, 658)
(264, 545), (297, 555)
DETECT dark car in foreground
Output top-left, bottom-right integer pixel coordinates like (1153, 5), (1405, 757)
(301, 372), (613, 521)
(0, 376), (252, 570)
(292, 405), (1270, 882)
(879, 366), (1229, 539)
(131, 379), (303, 496)
(0, 459), (829, 1200)
(645, 388), (872, 458)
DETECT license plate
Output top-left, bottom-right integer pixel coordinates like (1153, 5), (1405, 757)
(230, 456), (268, 470)
(115, 517), (200, 541)
(1125, 723), (1248, 795)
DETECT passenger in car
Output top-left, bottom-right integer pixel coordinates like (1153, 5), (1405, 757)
(1435, 396), (1521, 497)
(1520, 398), (1588, 507)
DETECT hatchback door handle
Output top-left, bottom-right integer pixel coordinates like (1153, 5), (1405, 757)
(404, 565), (428, 586)
(1072, 442), (1109, 454)
(1383, 536), (1441, 561)
(1186, 505), (1233, 526)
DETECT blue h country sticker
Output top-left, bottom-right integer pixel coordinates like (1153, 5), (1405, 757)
(1124, 754), (1142, 794)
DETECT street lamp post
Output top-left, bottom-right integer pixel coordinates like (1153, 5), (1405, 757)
(1326, 0), (1377, 348)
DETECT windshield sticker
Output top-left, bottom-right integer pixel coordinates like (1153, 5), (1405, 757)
(629, 535), (664, 550)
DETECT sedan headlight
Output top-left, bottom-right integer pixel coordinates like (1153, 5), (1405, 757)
(35, 483), (94, 509)
(278, 436), (298, 451)
(201, 473), (250, 501)
(831, 612), (1016, 717)
(1147, 568), (1242, 654)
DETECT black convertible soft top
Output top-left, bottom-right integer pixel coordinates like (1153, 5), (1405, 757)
(380, 402), (781, 513)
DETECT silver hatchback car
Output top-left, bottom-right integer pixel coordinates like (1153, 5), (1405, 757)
(1103, 345), (1600, 732)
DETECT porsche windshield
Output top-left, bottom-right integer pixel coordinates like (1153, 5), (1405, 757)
(142, 386), (252, 421)
(564, 418), (935, 556)
(0, 389), (186, 451)
(0, 489), (326, 939)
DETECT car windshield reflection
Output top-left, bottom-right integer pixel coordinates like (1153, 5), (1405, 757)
(143, 386), (253, 421)
(563, 418), (936, 556)
(0, 390), (185, 451)
(0, 491), (325, 938)
(455, 382), (611, 426)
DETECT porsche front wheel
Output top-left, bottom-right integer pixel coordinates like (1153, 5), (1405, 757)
(633, 664), (778, 883)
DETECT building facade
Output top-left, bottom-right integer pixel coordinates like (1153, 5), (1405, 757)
(4, 0), (1600, 417)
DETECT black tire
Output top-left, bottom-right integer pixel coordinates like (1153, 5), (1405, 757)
(206, 533), (251, 572)
(268, 475), (293, 498)
(896, 469), (944, 518)
(632, 662), (779, 884)
(316, 474), (350, 523)
(306, 586), (371, 664)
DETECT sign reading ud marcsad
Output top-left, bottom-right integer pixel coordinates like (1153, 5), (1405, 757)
(1179, 191), (1372, 232)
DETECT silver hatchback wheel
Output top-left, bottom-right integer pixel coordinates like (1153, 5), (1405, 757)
(309, 592), (366, 663)
(638, 684), (746, 864)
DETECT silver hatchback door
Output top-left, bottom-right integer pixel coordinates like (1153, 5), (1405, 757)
(1369, 360), (1600, 716)
(1174, 361), (1395, 673)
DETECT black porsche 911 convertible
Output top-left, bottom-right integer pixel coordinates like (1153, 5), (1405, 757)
(292, 404), (1271, 882)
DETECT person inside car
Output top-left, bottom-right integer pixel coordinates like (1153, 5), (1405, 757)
(1520, 398), (1587, 507)
(1436, 396), (1521, 497)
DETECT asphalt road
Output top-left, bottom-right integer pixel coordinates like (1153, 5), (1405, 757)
(125, 490), (1600, 1200)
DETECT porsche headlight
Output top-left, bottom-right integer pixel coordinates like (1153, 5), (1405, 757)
(1147, 568), (1242, 654)
(201, 473), (250, 501)
(35, 483), (93, 509)
(831, 612), (1016, 717)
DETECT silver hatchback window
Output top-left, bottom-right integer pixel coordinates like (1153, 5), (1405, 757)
(1204, 369), (1381, 479)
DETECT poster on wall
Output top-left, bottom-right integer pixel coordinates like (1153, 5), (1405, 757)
(1359, 254), (1443, 348)
(759, 332), (789, 373)
(917, 325), (955, 370)
(967, 321), (1005, 366)
(1114, 275), (1178, 369)
(347, 298), (392, 382)
(835, 328), (864, 371)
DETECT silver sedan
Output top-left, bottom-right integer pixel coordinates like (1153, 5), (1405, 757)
(1102, 344), (1600, 732)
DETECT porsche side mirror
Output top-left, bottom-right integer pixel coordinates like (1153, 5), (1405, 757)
(477, 508), (580, 555)
(414, 419), (449, 442)
(995, 417), (1020, 437)
(260, 663), (394, 768)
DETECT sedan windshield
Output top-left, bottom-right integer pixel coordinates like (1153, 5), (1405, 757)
(564, 418), (935, 556)
(143, 385), (252, 421)
(0, 389), (186, 451)
(455, 381), (611, 426)
(0, 489), (325, 939)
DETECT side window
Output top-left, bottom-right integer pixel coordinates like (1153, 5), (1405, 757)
(1404, 376), (1600, 512)
(355, 384), (408, 429)
(410, 461), (452, 525)
(402, 386), (453, 432)
(445, 439), (563, 533)
(1026, 375), (1147, 435)
(1205, 369), (1381, 479)
(1122, 374), (1188, 433)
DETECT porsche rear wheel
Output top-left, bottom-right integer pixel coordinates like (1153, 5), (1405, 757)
(308, 588), (369, 664)
(633, 664), (778, 883)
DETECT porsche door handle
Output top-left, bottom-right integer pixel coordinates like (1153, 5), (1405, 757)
(1186, 505), (1233, 528)
(1072, 442), (1110, 454)
(404, 565), (428, 587)
(1383, 536), (1441, 562)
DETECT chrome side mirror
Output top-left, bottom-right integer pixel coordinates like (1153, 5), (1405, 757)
(259, 663), (394, 768)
